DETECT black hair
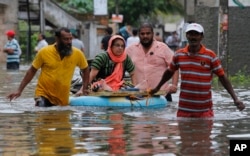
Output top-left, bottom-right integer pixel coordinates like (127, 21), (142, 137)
(139, 23), (154, 33)
(132, 29), (138, 36)
(40, 34), (46, 39)
(106, 27), (113, 35)
(55, 27), (71, 37)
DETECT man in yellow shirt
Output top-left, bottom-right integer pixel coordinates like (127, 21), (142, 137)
(7, 27), (90, 107)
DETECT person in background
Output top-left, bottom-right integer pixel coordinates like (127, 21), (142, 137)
(126, 28), (140, 47)
(34, 33), (48, 53)
(6, 27), (90, 107)
(72, 33), (84, 52)
(101, 26), (113, 51)
(180, 21), (194, 48)
(150, 23), (245, 117)
(126, 23), (179, 102)
(154, 32), (163, 42)
(165, 31), (180, 51)
(88, 35), (135, 92)
(3, 30), (21, 70)
(119, 24), (133, 41)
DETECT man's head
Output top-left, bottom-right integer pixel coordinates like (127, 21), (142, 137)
(38, 33), (46, 41)
(132, 29), (138, 36)
(105, 27), (113, 35)
(185, 23), (204, 47)
(6, 30), (15, 39)
(185, 23), (204, 34)
(138, 23), (154, 48)
(55, 27), (73, 56)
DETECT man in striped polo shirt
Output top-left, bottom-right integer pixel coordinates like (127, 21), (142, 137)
(3, 30), (21, 70)
(150, 23), (245, 117)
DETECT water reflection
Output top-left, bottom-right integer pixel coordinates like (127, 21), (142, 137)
(0, 112), (34, 155)
(33, 111), (84, 155)
(177, 119), (214, 156)
(0, 63), (250, 155)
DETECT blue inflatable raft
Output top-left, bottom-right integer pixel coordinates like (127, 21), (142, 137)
(69, 95), (167, 108)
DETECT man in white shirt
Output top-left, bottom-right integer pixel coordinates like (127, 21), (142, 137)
(72, 33), (85, 52)
(165, 31), (180, 51)
(126, 28), (140, 47)
(35, 33), (48, 53)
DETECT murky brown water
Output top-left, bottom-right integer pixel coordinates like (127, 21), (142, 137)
(0, 63), (249, 156)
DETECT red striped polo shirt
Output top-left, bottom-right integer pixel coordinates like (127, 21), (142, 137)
(170, 45), (224, 112)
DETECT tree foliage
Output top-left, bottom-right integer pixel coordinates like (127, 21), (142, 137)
(55, 0), (184, 26)
(108, 0), (184, 26)
(56, 0), (93, 14)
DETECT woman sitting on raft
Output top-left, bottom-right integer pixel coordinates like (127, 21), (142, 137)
(89, 35), (136, 92)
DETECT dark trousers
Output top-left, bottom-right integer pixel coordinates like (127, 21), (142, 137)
(35, 96), (55, 107)
(7, 62), (19, 70)
(165, 93), (172, 102)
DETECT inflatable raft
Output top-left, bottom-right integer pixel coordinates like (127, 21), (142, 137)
(69, 91), (167, 108)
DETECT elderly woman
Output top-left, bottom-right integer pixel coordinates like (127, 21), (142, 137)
(90, 35), (135, 91)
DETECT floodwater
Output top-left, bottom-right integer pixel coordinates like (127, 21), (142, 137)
(0, 63), (249, 156)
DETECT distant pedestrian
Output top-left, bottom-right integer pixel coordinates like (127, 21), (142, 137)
(72, 33), (85, 52)
(154, 32), (163, 42)
(126, 28), (139, 47)
(101, 26), (113, 51)
(3, 30), (21, 70)
(165, 31), (180, 51)
(34, 33), (48, 53)
(119, 24), (132, 41)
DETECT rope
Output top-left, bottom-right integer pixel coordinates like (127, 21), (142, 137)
(127, 88), (152, 107)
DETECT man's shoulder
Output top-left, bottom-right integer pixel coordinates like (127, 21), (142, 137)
(8, 38), (19, 45)
(154, 40), (170, 49)
(199, 45), (217, 56)
(41, 40), (48, 45)
(126, 43), (140, 49)
(72, 46), (83, 53)
(72, 39), (82, 44)
(125, 44), (141, 56)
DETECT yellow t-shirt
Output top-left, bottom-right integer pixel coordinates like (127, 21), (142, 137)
(32, 44), (88, 106)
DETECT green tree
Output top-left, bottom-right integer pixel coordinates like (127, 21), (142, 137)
(55, 0), (184, 26)
(56, 0), (93, 14)
(109, 0), (184, 26)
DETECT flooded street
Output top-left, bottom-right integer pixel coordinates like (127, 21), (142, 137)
(0, 63), (249, 156)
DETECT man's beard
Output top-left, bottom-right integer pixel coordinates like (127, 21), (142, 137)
(57, 42), (72, 56)
(140, 39), (153, 48)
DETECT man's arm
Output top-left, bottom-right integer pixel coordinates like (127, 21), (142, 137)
(129, 70), (136, 85)
(3, 48), (14, 54)
(218, 75), (245, 111)
(150, 68), (175, 94)
(7, 66), (37, 101)
(80, 67), (90, 95)
(169, 69), (179, 93)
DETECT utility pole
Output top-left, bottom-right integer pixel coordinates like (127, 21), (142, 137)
(40, 0), (45, 34)
(218, 0), (229, 74)
(26, 0), (32, 62)
(115, 0), (119, 33)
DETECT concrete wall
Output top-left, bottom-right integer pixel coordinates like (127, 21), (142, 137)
(227, 7), (250, 74)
